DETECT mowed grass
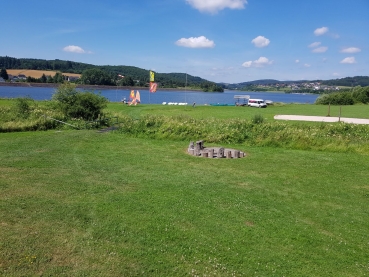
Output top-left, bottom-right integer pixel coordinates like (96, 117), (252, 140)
(6, 69), (81, 78)
(1, 130), (369, 276)
(107, 102), (369, 122)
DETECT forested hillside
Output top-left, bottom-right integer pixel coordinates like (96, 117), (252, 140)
(0, 56), (223, 91)
(321, 76), (369, 87)
(224, 77), (369, 90)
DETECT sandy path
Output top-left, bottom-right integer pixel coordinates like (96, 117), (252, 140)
(274, 115), (369, 125)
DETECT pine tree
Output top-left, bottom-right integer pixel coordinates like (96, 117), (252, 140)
(0, 68), (8, 80)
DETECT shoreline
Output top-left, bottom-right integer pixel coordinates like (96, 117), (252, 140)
(0, 82), (201, 92)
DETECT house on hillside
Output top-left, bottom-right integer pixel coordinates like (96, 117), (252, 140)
(66, 76), (79, 82)
(0, 77), (5, 82)
(8, 75), (18, 82)
(17, 74), (27, 80)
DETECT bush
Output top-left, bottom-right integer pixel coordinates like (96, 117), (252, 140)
(315, 91), (355, 105)
(251, 114), (264, 124)
(13, 97), (34, 119)
(68, 92), (108, 120)
(52, 83), (108, 120)
(352, 86), (369, 104)
(316, 86), (369, 105)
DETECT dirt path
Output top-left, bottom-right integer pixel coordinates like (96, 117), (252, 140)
(274, 115), (369, 125)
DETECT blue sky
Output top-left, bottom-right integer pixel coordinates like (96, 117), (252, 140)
(2, 0), (368, 83)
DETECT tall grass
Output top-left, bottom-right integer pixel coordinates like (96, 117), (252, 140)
(2, 100), (369, 153)
(117, 114), (369, 153)
(0, 99), (64, 132)
(0, 98), (112, 132)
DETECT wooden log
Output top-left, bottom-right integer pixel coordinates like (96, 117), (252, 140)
(208, 148), (214, 158)
(233, 150), (240, 159)
(226, 151), (232, 159)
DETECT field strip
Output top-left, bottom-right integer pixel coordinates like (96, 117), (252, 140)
(6, 69), (81, 78)
(274, 115), (369, 125)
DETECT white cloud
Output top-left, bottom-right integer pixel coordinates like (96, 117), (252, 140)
(295, 59), (300, 63)
(242, 57), (272, 68)
(308, 42), (321, 48)
(175, 36), (215, 48)
(312, 46), (328, 53)
(242, 61), (252, 67)
(63, 45), (87, 53)
(340, 57), (356, 64)
(304, 64), (311, 68)
(341, 47), (361, 53)
(254, 57), (272, 66)
(314, 27), (329, 36)
(251, 36), (270, 48)
(333, 73), (340, 77)
(186, 0), (247, 14)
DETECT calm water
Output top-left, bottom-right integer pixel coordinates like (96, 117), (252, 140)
(0, 86), (319, 105)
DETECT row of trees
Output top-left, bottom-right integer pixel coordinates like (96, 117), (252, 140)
(26, 72), (66, 83)
(0, 56), (91, 74)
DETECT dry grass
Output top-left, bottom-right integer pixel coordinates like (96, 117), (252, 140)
(6, 69), (81, 78)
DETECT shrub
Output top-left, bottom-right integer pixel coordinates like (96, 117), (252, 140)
(251, 114), (264, 124)
(352, 86), (369, 104)
(52, 83), (108, 120)
(316, 86), (369, 105)
(116, 114), (369, 153)
(13, 97), (34, 119)
(315, 91), (355, 105)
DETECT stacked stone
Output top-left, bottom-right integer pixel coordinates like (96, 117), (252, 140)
(187, 141), (246, 159)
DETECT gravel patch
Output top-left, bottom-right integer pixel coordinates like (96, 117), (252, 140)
(274, 115), (369, 125)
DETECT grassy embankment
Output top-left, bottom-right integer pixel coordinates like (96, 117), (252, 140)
(1, 101), (369, 276)
(108, 103), (369, 154)
(1, 99), (369, 152)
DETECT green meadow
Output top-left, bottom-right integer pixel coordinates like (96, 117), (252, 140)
(1, 101), (369, 276)
(107, 102), (369, 121)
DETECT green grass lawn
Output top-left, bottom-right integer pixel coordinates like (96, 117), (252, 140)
(107, 102), (369, 122)
(1, 130), (369, 276)
(1, 98), (368, 122)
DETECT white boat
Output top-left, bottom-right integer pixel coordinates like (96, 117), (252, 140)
(265, 100), (273, 105)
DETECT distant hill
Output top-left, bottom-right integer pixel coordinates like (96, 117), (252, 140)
(320, 76), (369, 87)
(0, 56), (211, 88)
(1, 56), (368, 88)
(223, 77), (369, 90)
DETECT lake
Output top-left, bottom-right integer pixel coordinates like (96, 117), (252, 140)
(0, 86), (319, 105)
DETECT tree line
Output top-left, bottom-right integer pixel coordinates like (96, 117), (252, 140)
(315, 86), (369, 105)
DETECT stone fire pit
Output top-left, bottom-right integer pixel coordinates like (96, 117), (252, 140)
(187, 140), (246, 159)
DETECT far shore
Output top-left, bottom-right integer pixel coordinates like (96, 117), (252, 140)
(0, 82), (202, 92)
